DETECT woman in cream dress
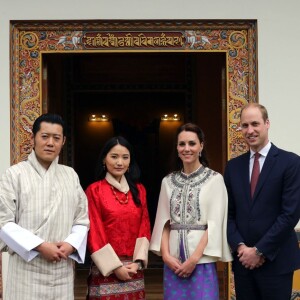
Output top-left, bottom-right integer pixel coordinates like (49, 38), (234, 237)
(150, 123), (232, 300)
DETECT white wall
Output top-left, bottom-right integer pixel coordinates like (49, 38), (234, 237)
(1, 0), (300, 293)
(1, 0), (300, 176)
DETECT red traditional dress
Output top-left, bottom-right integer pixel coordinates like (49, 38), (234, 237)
(85, 173), (151, 300)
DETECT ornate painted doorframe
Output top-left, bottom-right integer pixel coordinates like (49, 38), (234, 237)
(11, 20), (257, 164)
(9, 19), (258, 299)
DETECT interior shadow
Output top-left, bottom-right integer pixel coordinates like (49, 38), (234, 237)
(45, 51), (227, 277)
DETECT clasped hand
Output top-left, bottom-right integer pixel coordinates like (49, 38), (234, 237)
(114, 263), (139, 281)
(237, 245), (265, 270)
(35, 241), (75, 263)
(163, 254), (196, 278)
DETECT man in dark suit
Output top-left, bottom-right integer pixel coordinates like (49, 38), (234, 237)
(225, 103), (300, 300)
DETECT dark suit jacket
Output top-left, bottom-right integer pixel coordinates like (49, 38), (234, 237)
(224, 143), (300, 275)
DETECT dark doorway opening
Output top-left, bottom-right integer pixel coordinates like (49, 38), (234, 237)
(44, 52), (227, 228)
(43, 51), (228, 299)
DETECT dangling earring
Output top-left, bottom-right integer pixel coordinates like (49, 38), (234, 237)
(103, 163), (106, 170)
(199, 152), (202, 157)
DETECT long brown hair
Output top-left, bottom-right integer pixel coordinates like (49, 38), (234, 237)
(170, 123), (209, 172)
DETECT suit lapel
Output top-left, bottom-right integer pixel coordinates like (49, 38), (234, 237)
(252, 144), (278, 200)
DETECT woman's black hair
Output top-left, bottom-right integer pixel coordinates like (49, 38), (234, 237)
(95, 136), (141, 206)
(170, 123), (209, 172)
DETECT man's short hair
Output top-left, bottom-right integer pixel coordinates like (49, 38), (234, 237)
(32, 113), (66, 136)
(240, 103), (269, 122)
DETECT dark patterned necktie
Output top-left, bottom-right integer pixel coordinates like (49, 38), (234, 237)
(250, 152), (260, 198)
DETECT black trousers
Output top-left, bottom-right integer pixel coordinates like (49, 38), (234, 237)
(234, 270), (294, 300)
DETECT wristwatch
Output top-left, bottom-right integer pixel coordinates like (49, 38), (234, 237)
(254, 247), (263, 257)
(136, 260), (143, 270)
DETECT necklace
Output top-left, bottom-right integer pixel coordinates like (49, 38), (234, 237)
(111, 186), (128, 204)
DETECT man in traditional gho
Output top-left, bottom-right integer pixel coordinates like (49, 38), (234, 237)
(0, 113), (89, 300)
